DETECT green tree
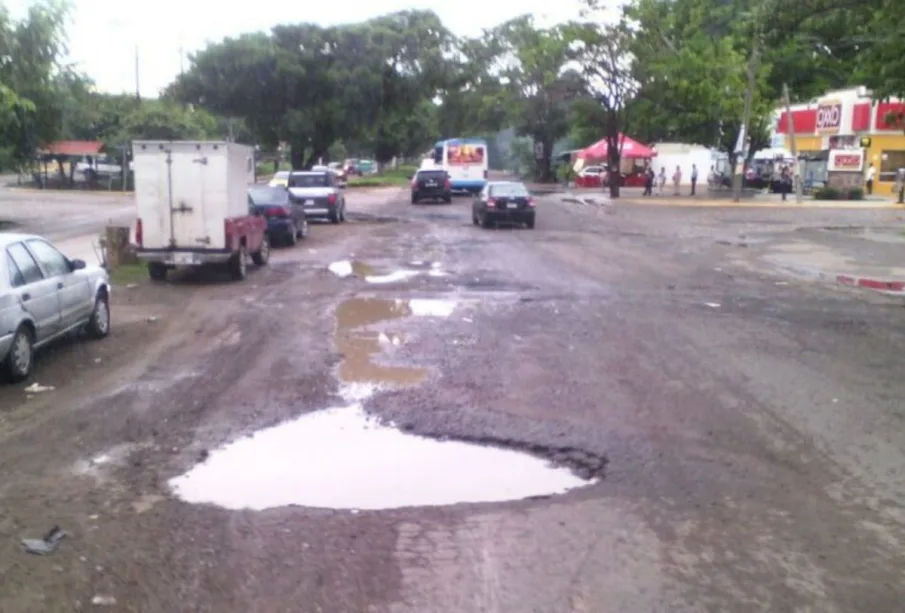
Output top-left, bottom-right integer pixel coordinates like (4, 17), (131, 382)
(491, 16), (582, 182)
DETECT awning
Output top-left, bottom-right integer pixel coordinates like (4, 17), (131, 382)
(577, 134), (656, 159)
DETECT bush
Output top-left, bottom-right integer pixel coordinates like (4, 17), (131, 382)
(812, 186), (864, 201)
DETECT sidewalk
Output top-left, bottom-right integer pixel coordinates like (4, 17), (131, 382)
(754, 226), (905, 296)
(560, 188), (903, 209)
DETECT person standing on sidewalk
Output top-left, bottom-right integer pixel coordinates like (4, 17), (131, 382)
(865, 163), (876, 195)
(657, 167), (666, 195)
(642, 165), (654, 196)
(896, 168), (905, 204)
(672, 165), (682, 196)
(780, 165), (791, 201)
(690, 164), (698, 196)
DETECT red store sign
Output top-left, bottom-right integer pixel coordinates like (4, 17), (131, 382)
(816, 101), (842, 133)
(828, 149), (864, 172)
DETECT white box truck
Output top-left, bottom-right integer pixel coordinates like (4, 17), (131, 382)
(133, 140), (269, 281)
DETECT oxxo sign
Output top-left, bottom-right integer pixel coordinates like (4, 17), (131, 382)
(828, 149), (864, 173)
(816, 101), (842, 133)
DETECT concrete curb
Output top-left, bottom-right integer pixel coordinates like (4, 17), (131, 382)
(835, 274), (905, 296)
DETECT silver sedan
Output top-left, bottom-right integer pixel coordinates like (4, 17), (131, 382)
(0, 232), (111, 382)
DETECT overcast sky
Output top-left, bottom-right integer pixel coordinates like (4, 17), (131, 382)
(6, 0), (621, 97)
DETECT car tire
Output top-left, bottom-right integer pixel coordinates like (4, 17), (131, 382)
(443, 196), (452, 204)
(525, 216), (536, 229)
(480, 213), (492, 229)
(411, 195), (419, 205)
(86, 292), (111, 339)
(148, 262), (167, 281)
(229, 246), (248, 280)
(329, 209), (340, 224)
(287, 227), (298, 246)
(298, 219), (309, 239)
(340, 205), (346, 222)
(3, 325), (34, 382)
(472, 211), (479, 225)
(252, 237), (270, 266)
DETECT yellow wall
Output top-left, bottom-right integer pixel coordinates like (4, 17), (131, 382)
(865, 134), (905, 195)
(787, 135), (822, 153)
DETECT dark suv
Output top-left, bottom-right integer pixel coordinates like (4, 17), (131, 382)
(411, 169), (452, 204)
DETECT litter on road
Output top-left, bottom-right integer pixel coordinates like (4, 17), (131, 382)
(21, 526), (66, 555)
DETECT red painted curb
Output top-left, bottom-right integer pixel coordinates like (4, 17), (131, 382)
(836, 274), (905, 294)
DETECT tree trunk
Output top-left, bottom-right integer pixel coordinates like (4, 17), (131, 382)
(290, 144), (305, 171)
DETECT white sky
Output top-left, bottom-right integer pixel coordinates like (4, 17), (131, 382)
(7, 0), (618, 97)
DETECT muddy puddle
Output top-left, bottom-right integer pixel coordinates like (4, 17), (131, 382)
(328, 259), (449, 283)
(168, 401), (592, 511)
(334, 297), (457, 388)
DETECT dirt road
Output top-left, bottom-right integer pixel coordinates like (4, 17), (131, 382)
(1, 188), (904, 612)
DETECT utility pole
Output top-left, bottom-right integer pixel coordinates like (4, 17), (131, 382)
(782, 83), (802, 203)
(134, 45), (141, 103)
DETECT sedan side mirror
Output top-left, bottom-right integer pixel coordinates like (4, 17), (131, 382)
(70, 258), (86, 271)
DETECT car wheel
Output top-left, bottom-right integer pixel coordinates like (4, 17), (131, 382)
(340, 205), (346, 222)
(443, 196), (452, 204)
(329, 209), (340, 224)
(252, 237), (270, 266)
(3, 325), (34, 382)
(472, 211), (479, 225)
(525, 216), (536, 229)
(299, 219), (309, 239)
(411, 195), (419, 205)
(148, 262), (167, 281)
(86, 291), (111, 339)
(480, 213), (492, 229)
(287, 227), (298, 246)
(229, 246), (248, 280)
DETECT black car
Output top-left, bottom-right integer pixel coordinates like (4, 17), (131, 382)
(248, 185), (309, 246)
(411, 169), (452, 204)
(472, 181), (536, 229)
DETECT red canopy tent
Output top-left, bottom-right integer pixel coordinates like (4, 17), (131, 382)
(576, 133), (656, 160)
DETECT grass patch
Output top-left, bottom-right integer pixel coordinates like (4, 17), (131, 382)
(347, 164), (418, 188)
(108, 263), (147, 286)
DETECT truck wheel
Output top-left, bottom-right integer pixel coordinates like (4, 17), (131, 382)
(3, 325), (34, 382)
(148, 263), (167, 281)
(252, 237), (270, 266)
(229, 246), (248, 280)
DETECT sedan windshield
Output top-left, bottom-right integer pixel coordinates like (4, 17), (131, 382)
(248, 186), (289, 205)
(289, 173), (329, 188)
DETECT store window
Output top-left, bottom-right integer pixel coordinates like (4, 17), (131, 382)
(829, 135), (856, 149)
(880, 151), (905, 182)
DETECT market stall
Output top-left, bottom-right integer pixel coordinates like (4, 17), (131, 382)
(574, 134), (656, 187)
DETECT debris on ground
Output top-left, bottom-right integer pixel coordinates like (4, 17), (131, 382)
(21, 525), (67, 555)
(704, 302), (722, 309)
(24, 382), (55, 393)
(91, 595), (117, 606)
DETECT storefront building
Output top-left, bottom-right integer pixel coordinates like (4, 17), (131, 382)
(774, 86), (905, 195)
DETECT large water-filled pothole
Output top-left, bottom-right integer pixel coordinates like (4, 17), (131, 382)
(167, 293), (594, 511)
(168, 401), (592, 511)
(328, 259), (449, 283)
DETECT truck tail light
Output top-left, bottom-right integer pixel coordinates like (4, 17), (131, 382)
(135, 218), (143, 247)
(327, 193), (337, 205)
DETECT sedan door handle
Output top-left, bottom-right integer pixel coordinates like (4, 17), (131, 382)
(21, 293), (30, 301)
(57, 282), (64, 289)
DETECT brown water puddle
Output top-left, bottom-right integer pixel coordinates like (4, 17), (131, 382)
(334, 297), (425, 387)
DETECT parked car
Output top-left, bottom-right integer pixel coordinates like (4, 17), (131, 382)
(472, 181), (536, 229)
(575, 165), (604, 188)
(133, 140), (269, 282)
(287, 170), (347, 223)
(326, 163), (348, 186)
(248, 185), (308, 246)
(411, 169), (452, 204)
(313, 164), (348, 188)
(1, 233), (111, 381)
(269, 171), (290, 188)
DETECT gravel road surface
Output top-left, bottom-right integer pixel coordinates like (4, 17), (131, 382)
(1, 188), (904, 612)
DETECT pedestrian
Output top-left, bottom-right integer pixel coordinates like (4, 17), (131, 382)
(707, 165), (716, 189)
(642, 166), (654, 196)
(896, 168), (905, 204)
(690, 164), (698, 196)
(865, 162), (876, 195)
(657, 167), (666, 195)
(780, 165), (790, 201)
(672, 165), (682, 196)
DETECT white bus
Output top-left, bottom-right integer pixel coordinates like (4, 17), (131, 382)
(432, 138), (488, 194)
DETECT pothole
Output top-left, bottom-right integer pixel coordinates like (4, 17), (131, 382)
(167, 400), (593, 511)
(328, 259), (450, 282)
